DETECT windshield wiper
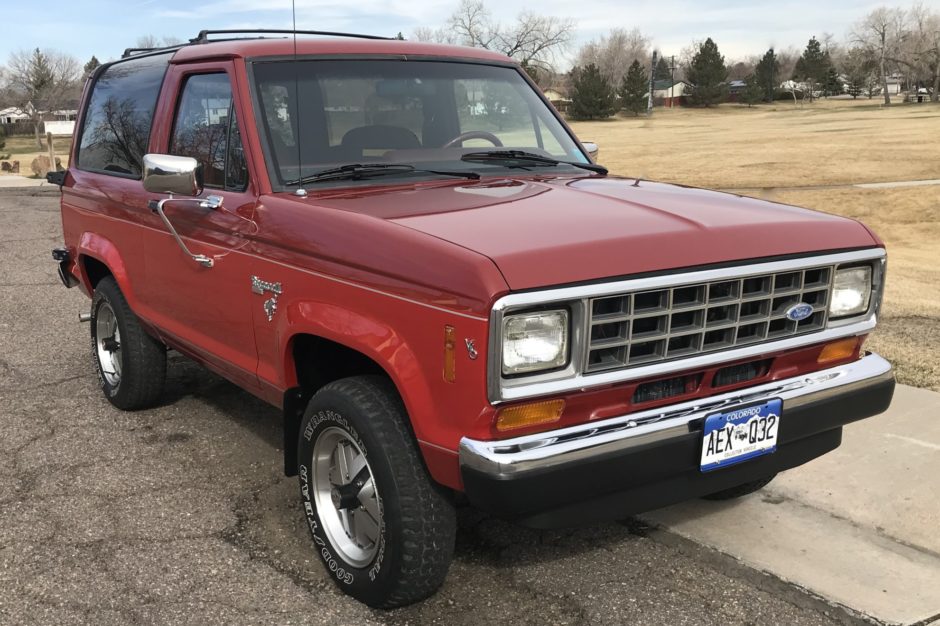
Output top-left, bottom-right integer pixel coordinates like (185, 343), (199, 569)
(285, 163), (480, 186)
(460, 150), (608, 175)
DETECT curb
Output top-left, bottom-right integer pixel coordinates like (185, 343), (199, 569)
(0, 186), (61, 196)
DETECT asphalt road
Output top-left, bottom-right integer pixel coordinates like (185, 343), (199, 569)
(0, 190), (870, 625)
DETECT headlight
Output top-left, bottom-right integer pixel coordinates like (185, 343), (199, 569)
(829, 266), (872, 318)
(502, 310), (569, 375)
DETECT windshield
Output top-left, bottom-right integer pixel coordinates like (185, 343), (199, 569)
(250, 59), (589, 187)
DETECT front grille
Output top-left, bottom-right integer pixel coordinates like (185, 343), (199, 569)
(585, 266), (832, 373)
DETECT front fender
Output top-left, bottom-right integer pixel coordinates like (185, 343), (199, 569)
(281, 300), (436, 442)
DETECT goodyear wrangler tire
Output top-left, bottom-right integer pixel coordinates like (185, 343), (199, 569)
(297, 375), (456, 608)
(90, 277), (166, 410)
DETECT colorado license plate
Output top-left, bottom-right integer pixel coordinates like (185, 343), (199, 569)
(700, 399), (781, 472)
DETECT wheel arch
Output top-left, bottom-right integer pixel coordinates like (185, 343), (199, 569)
(76, 232), (135, 303)
(281, 323), (436, 478)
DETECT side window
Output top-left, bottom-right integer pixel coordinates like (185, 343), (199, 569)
(171, 73), (247, 190)
(77, 53), (170, 177)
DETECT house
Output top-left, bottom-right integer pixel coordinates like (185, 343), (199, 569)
(726, 79), (747, 102)
(543, 88), (572, 113)
(885, 74), (903, 95)
(0, 107), (29, 124)
(652, 79), (689, 107)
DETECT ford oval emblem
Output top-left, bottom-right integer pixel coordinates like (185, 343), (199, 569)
(785, 302), (814, 322)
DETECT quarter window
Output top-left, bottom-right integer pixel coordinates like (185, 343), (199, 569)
(77, 53), (170, 177)
(171, 73), (247, 190)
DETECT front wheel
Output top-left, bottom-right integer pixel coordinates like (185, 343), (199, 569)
(297, 376), (456, 608)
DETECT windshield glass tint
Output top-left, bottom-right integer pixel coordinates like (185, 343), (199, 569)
(251, 59), (586, 185)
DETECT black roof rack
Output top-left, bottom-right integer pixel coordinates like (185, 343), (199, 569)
(121, 44), (186, 59)
(121, 29), (393, 59)
(190, 29), (394, 44)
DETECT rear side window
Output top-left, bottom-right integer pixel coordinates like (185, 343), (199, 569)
(77, 53), (170, 178)
(170, 73), (247, 190)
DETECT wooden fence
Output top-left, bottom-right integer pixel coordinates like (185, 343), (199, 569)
(1, 121), (37, 137)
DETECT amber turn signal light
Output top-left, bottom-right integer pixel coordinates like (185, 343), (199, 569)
(495, 399), (565, 432)
(817, 337), (859, 364)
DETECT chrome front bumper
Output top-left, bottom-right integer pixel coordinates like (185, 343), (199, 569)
(460, 353), (894, 479)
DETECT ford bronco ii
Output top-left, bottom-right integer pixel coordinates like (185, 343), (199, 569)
(52, 30), (895, 607)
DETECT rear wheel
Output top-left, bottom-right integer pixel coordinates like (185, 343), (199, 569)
(297, 376), (456, 608)
(90, 277), (166, 410)
(703, 474), (777, 500)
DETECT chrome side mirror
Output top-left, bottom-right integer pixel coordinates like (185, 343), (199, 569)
(582, 142), (599, 162)
(142, 153), (204, 196)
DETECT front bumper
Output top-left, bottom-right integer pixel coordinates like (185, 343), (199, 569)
(459, 353), (895, 528)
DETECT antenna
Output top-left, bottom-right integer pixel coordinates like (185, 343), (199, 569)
(291, 0), (307, 196)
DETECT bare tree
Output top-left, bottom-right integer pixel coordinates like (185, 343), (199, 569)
(3, 48), (81, 147)
(412, 26), (457, 45)
(446, 0), (574, 73)
(136, 35), (183, 49)
(136, 35), (161, 49)
(575, 28), (650, 87)
(727, 59), (755, 81)
(904, 4), (940, 101)
(852, 7), (906, 105)
(775, 47), (801, 84)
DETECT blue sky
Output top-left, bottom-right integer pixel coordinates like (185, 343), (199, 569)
(0, 0), (901, 67)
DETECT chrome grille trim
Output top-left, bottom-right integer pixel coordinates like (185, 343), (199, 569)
(488, 248), (886, 403)
(584, 266), (833, 372)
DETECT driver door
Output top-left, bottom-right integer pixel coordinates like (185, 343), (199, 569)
(138, 62), (261, 391)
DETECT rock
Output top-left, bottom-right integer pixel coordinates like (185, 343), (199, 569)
(30, 155), (62, 177)
(0, 161), (10, 172)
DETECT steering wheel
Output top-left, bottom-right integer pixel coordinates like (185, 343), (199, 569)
(442, 131), (503, 148)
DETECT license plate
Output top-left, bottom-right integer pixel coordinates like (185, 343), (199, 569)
(700, 399), (781, 472)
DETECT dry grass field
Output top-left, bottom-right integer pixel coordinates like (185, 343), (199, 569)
(0, 135), (72, 171)
(570, 99), (940, 391)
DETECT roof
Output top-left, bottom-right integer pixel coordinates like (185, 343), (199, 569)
(163, 37), (513, 65)
(653, 79), (687, 90)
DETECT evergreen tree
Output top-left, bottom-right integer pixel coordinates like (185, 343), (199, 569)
(741, 74), (763, 107)
(83, 56), (100, 79)
(569, 64), (617, 120)
(653, 55), (672, 81)
(686, 38), (728, 107)
(843, 47), (876, 100)
(794, 37), (828, 102)
(619, 60), (649, 116)
(754, 48), (780, 102)
(844, 75), (863, 98)
(823, 64), (843, 97)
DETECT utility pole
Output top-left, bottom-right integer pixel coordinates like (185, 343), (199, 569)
(769, 47), (775, 103)
(669, 55), (676, 108)
(647, 50), (658, 115)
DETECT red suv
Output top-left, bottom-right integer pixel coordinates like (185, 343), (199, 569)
(52, 30), (895, 608)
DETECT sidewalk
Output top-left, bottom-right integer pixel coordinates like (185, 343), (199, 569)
(0, 174), (49, 188)
(641, 383), (940, 625)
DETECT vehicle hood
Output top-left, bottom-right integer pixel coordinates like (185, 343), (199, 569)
(309, 176), (878, 291)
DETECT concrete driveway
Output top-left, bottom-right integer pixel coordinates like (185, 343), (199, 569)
(1, 189), (935, 625)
